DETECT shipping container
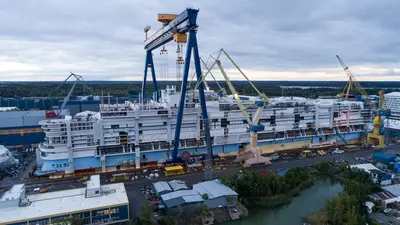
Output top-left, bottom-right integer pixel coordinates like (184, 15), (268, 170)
(373, 152), (396, 164)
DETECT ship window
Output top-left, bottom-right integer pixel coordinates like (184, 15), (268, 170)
(111, 125), (119, 129)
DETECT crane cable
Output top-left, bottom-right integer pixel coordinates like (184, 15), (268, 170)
(193, 57), (225, 94)
(165, 47), (169, 87)
(190, 50), (221, 90)
(221, 49), (269, 103)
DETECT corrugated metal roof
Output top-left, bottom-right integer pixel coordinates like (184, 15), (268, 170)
(153, 181), (172, 194)
(182, 195), (204, 203)
(161, 190), (199, 201)
(169, 180), (188, 191)
(374, 153), (396, 161)
(160, 190), (203, 208)
(193, 180), (238, 199)
(350, 163), (379, 173)
(383, 184), (400, 196)
(370, 169), (391, 177)
(379, 191), (396, 200)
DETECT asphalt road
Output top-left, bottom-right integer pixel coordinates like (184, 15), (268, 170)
(123, 149), (377, 217)
(0, 148), (393, 218)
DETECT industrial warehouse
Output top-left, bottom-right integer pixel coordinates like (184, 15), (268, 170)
(153, 180), (239, 214)
(0, 175), (129, 225)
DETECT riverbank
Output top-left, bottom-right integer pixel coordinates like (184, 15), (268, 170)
(225, 175), (342, 225)
(242, 177), (314, 208)
(221, 167), (312, 210)
(305, 162), (382, 225)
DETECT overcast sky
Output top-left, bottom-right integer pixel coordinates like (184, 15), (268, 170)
(1, 0), (400, 81)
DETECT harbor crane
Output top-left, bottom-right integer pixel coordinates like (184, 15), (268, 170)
(45, 72), (89, 119)
(336, 55), (375, 109)
(367, 90), (390, 149)
(336, 55), (390, 148)
(142, 8), (214, 180)
(207, 49), (271, 167)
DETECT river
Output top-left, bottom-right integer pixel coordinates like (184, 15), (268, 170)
(225, 175), (342, 225)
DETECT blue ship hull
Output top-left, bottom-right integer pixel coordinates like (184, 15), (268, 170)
(40, 132), (362, 173)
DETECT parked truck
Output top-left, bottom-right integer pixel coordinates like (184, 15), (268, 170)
(344, 145), (358, 152)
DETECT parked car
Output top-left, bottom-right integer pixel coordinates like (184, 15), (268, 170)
(333, 149), (344, 154)
(384, 208), (392, 214)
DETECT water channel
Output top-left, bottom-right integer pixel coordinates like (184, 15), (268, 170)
(225, 175), (343, 225)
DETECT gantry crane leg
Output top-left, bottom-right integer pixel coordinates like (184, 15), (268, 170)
(171, 29), (213, 180)
(142, 51), (159, 101)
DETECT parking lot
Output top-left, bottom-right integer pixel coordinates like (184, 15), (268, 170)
(6, 148), (36, 180)
(371, 212), (400, 225)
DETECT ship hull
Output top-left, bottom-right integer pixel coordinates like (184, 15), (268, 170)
(39, 131), (361, 173)
(36, 87), (370, 175)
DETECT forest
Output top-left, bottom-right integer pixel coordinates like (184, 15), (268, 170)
(1, 80), (399, 98)
(220, 167), (311, 201)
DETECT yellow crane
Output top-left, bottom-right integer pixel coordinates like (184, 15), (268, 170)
(336, 55), (390, 148)
(367, 90), (389, 149)
(336, 55), (376, 110)
(206, 49), (271, 166)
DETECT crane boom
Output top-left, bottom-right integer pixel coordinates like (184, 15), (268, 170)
(222, 49), (269, 103)
(336, 55), (375, 109)
(215, 59), (252, 124)
(44, 72), (89, 118)
(144, 9), (198, 52)
(57, 80), (78, 117)
(211, 48), (269, 167)
(192, 56), (226, 95)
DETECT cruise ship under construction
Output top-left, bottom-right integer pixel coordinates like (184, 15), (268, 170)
(33, 8), (374, 175)
(35, 85), (372, 175)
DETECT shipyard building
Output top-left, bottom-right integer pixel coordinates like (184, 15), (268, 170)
(155, 180), (238, 211)
(0, 96), (114, 147)
(0, 175), (129, 225)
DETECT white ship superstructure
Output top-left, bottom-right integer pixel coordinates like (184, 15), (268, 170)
(36, 86), (371, 174)
(384, 92), (400, 133)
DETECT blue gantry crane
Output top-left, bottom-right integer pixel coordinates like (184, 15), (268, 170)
(142, 8), (214, 180)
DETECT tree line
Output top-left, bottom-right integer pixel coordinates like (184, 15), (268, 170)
(2, 81), (397, 98)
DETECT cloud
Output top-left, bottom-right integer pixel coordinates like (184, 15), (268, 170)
(0, 0), (400, 81)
